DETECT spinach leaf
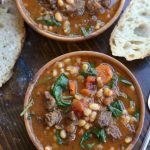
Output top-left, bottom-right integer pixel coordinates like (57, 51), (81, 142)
(37, 16), (61, 27)
(80, 27), (91, 37)
(111, 101), (124, 111)
(108, 101), (124, 117)
(80, 132), (94, 149)
(80, 63), (97, 78)
(55, 130), (67, 145)
(108, 105), (122, 117)
(108, 73), (118, 89)
(133, 110), (140, 121)
(92, 128), (106, 143)
(51, 74), (71, 107)
(119, 76), (133, 86)
(80, 128), (106, 149)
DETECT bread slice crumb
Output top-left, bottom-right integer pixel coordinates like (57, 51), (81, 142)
(110, 0), (150, 61)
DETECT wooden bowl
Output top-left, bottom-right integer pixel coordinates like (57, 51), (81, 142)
(24, 51), (145, 150)
(16, 0), (125, 42)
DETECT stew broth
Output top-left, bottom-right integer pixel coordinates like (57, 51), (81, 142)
(28, 56), (140, 150)
(22, 0), (120, 36)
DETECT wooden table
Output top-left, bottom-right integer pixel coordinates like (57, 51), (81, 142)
(0, 0), (150, 149)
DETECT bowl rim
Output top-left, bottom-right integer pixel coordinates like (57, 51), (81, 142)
(16, 0), (125, 42)
(24, 51), (145, 150)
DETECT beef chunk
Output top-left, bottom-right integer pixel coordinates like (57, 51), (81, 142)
(97, 110), (113, 127)
(66, 123), (77, 141)
(45, 109), (62, 127)
(65, 0), (85, 16)
(67, 111), (78, 122)
(101, 0), (111, 8)
(47, 0), (57, 9)
(106, 125), (122, 139)
(124, 123), (135, 133)
(86, 0), (102, 14)
(44, 91), (56, 110)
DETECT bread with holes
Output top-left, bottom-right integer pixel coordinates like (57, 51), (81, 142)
(110, 0), (150, 61)
(0, 0), (25, 87)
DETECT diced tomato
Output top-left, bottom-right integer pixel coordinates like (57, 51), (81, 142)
(96, 64), (113, 84)
(103, 97), (113, 106)
(69, 80), (76, 95)
(86, 76), (96, 83)
(80, 89), (91, 96)
(85, 76), (96, 90)
(72, 100), (85, 116)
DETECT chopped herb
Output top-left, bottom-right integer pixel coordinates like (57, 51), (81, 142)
(108, 101), (124, 117)
(37, 76), (52, 85)
(80, 62), (97, 78)
(51, 74), (71, 107)
(27, 112), (35, 120)
(130, 101), (135, 108)
(37, 16), (61, 27)
(119, 76), (133, 86)
(55, 130), (67, 145)
(108, 74), (118, 89)
(20, 99), (34, 117)
(133, 110), (140, 121)
(80, 27), (92, 37)
(62, 95), (74, 100)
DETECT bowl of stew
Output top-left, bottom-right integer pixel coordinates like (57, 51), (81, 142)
(16, 0), (125, 41)
(23, 51), (145, 150)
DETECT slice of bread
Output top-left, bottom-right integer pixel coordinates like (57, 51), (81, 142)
(0, 0), (25, 87)
(110, 0), (150, 61)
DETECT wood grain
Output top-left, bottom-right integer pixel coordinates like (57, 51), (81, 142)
(0, 0), (150, 149)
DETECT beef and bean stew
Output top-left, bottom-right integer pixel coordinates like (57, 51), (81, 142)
(24, 56), (140, 150)
(22, 0), (120, 36)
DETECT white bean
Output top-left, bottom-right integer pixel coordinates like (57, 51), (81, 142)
(84, 108), (92, 116)
(57, 62), (64, 68)
(45, 145), (52, 150)
(78, 119), (86, 127)
(84, 123), (91, 130)
(90, 111), (97, 122)
(58, 0), (64, 7)
(66, 0), (74, 4)
(89, 103), (100, 111)
(82, 63), (89, 71)
(75, 94), (83, 100)
(52, 69), (58, 77)
(125, 136), (132, 143)
(103, 87), (113, 97)
(55, 12), (63, 22)
(64, 58), (71, 64)
(60, 130), (67, 139)
(96, 89), (103, 98)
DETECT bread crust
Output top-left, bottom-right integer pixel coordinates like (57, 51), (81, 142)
(0, 0), (25, 87)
